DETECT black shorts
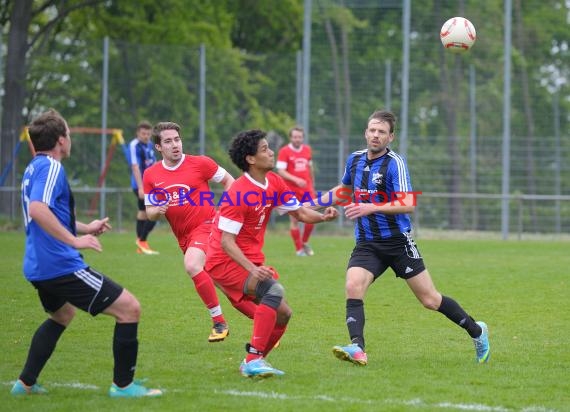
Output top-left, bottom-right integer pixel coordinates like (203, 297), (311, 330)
(347, 232), (426, 280)
(133, 188), (145, 211)
(31, 267), (124, 316)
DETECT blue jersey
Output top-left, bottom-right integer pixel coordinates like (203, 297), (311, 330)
(129, 138), (156, 189)
(341, 148), (413, 242)
(21, 154), (87, 281)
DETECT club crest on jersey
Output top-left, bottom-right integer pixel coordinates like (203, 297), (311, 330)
(372, 172), (383, 185)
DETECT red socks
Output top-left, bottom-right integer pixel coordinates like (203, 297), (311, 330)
(192, 271), (225, 324)
(246, 304), (277, 362)
(290, 228), (303, 251)
(302, 224), (314, 243)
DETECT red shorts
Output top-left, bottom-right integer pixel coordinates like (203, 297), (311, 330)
(178, 222), (212, 254)
(206, 259), (279, 306)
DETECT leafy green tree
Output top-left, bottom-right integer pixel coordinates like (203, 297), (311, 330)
(0, 0), (106, 216)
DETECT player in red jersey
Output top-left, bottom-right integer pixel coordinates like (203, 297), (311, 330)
(276, 126), (317, 256)
(143, 122), (234, 342)
(206, 129), (338, 378)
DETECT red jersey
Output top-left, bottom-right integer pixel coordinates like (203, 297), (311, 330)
(207, 171), (301, 266)
(276, 143), (314, 198)
(143, 154), (225, 242)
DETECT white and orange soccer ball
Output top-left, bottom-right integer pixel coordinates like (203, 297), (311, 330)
(440, 17), (477, 52)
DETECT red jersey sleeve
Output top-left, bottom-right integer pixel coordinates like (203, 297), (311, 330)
(277, 146), (288, 163)
(196, 156), (219, 181)
(218, 186), (246, 234)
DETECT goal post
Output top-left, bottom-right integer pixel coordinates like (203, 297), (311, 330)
(14, 126), (130, 216)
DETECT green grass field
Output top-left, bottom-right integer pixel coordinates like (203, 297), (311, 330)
(1, 229), (569, 411)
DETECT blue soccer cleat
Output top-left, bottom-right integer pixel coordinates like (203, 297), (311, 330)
(10, 380), (48, 396)
(109, 380), (163, 398)
(473, 321), (490, 363)
(332, 343), (368, 366)
(240, 358), (285, 378)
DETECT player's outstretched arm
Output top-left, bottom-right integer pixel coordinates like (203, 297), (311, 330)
(289, 206), (338, 224)
(303, 184), (353, 211)
(29, 201), (103, 252)
(77, 217), (112, 236)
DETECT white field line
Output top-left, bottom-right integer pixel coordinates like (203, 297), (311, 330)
(2, 380), (184, 393)
(217, 389), (558, 412)
(3, 380), (99, 390)
(1, 381), (559, 411)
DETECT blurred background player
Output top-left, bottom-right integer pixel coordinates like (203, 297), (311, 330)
(276, 126), (316, 256)
(143, 122), (233, 342)
(206, 129), (338, 378)
(13, 109), (161, 398)
(129, 120), (158, 255)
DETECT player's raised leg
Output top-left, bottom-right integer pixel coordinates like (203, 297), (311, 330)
(406, 269), (490, 363)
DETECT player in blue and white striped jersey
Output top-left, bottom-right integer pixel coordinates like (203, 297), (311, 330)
(316, 110), (490, 366)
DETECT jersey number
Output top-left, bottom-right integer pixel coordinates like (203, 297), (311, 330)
(21, 178), (31, 227)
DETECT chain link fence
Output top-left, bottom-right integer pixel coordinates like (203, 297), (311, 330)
(3, 2), (568, 237)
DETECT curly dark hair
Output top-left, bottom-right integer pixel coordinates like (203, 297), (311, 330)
(228, 129), (267, 172)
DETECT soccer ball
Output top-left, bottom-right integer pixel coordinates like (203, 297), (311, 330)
(440, 17), (476, 52)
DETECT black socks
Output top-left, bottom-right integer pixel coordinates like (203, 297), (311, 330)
(346, 298), (366, 350)
(437, 295), (482, 338)
(20, 319), (66, 386)
(113, 322), (139, 387)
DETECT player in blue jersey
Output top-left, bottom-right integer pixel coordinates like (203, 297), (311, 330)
(318, 110), (489, 366)
(129, 120), (159, 255)
(12, 109), (162, 398)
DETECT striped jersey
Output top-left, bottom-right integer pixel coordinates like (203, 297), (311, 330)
(341, 148), (413, 241)
(129, 138), (156, 190)
(21, 154), (87, 281)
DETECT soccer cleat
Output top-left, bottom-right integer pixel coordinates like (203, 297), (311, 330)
(10, 380), (48, 396)
(296, 249), (307, 257)
(303, 243), (315, 256)
(239, 358), (285, 378)
(332, 343), (368, 366)
(136, 247), (143, 254)
(208, 322), (229, 342)
(136, 239), (159, 255)
(109, 381), (163, 398)
(473, 321), (490, 363)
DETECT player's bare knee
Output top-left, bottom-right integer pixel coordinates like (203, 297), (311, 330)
(420, 296), (440, 310)
(277, 303), (292, 324)
(114, 290), (141, 322)
(127, 296), (142, 320)
(50, 304), (76, 326)
(185, 262), (203, 276)
(345, 280), (365, 297)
